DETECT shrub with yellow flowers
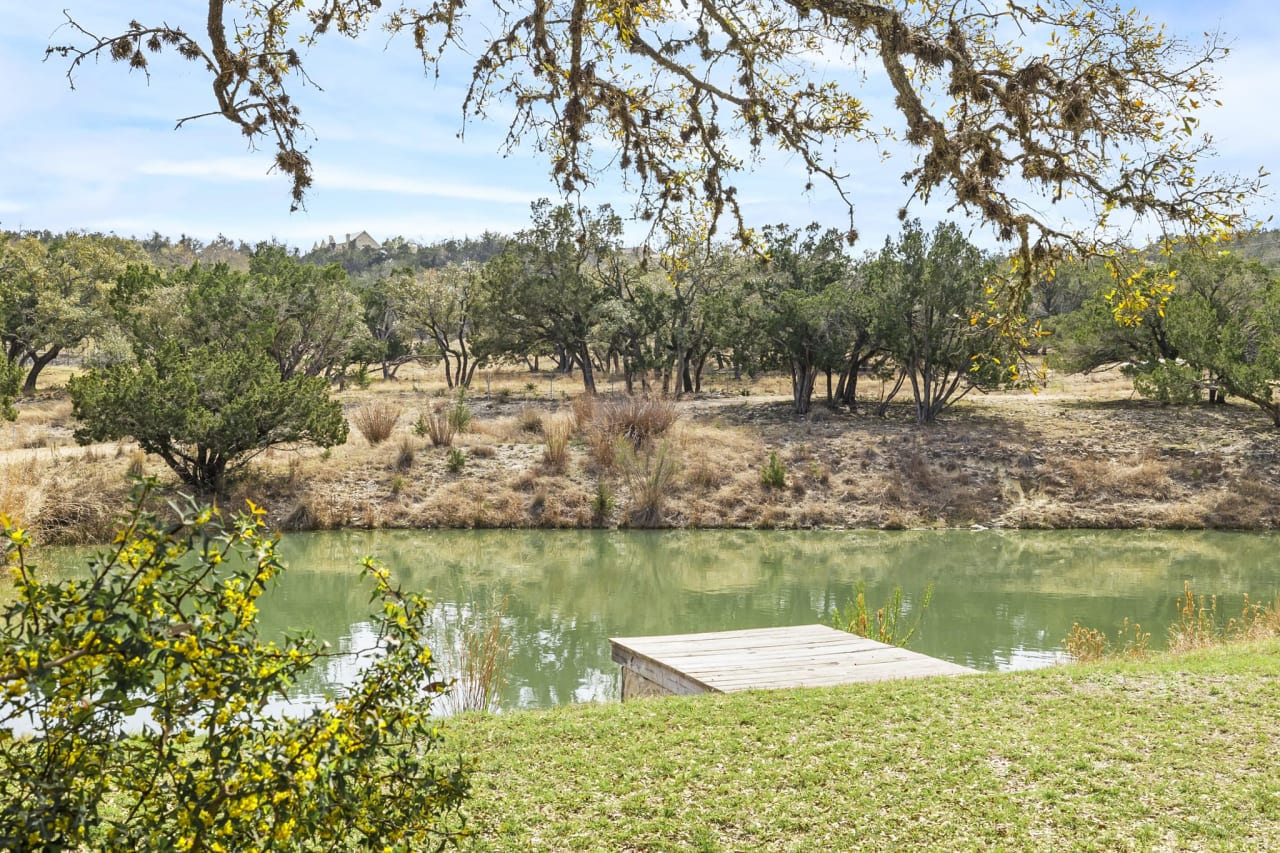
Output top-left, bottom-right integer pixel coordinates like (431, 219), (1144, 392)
(0, 480), (469, 852)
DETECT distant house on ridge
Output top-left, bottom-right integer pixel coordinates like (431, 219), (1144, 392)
(311, 231), (381, 252)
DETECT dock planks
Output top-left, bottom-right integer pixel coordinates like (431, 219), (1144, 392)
(610, 624), (976, 699)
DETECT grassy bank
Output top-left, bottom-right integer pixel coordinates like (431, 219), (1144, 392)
(450, 641), (1280, 851)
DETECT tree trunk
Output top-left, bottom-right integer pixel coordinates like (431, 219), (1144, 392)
(673, 348), (688, 399)
(791, 359), (817, 415)
(442, 354), (456, 389)
(22, 346), (61, 395)
(578, 344), (597, 394)
(874, 368), (908, 418)
(462, 359), (479, 389)
(693, 352), (708, 392)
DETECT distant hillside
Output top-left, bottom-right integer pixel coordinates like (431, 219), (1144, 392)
(1221, 227), (1280, 268)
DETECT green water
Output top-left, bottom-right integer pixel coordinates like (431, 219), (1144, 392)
(39, 529), (1280, 711)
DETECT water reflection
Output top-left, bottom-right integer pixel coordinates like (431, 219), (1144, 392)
(38, 529), (1280, 713)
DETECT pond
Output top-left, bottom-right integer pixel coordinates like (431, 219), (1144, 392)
(39, 528), (1280, 713)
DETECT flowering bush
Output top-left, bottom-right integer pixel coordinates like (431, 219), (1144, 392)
(0, 481), (468, 852)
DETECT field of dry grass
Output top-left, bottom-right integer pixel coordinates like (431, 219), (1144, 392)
(4, 362), (1280, 543)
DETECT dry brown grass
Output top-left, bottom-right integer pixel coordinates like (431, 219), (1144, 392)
(416, 407), (456, 447)
(352, 401), (402, 446)
(591, 395), (677, 448)
(618, 440), (680, 527)
(517, 406), (544, 434)
(1, 453), (132, 545)
(1066, 581), (1279, 663)
(8, 361), (1280, 539)
(1062, 618), (1150, 662)
(570, 393), (596, 431)
(541, 415), (573, 472)
(1063, 453), (1174, 500)
(0, 399), (75, 453)
(1166, 582), (1280, 654)
(394, 436), (417, 472)
(576, 395), (678, 472)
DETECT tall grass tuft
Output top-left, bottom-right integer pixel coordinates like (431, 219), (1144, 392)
(444, 598), (512, 716)
(571, 393), (597, 431)
(541, 415), (573, 471)
(394, 436), (416, 472)
(594, 395), (676, 449)
(517, 406), (544, 434)
(582, 394), (678, 471)
(830, 582), (934, 648)
(585, 428), (618, 471)
(353, 401), (401, 446)
(414, 407), (455, 447)
(618, 439), (680, 527)
(126, 449), (147, 479)
(1167, 582), (1280, 654)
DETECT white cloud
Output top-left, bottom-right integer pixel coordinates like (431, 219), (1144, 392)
(137, 158), (277, 182)
(315, 167), (541, 205)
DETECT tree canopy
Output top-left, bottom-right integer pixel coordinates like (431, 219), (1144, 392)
(68, 262), (350, 492)
(50, 0), (1262, 299)
(0, 232), (148, 395)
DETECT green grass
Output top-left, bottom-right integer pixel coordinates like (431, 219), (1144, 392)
(450, 641), (1280, 851)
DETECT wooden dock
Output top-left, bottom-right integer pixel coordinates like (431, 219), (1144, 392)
(610, 624), (976, 700)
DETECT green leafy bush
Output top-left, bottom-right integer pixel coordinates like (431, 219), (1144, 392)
(1126, 360), (1202, 405)
(0, 483), (469, 851)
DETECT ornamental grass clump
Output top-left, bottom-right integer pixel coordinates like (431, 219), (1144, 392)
(442, 598), (512, 717)
(617, 439), (680, 527)
(352, 400), (401, 445)
(592, 395), (676, 449)
(0, 481), (469, 851)
(541, 415), (573, 471)
(415, 405), (456, 447)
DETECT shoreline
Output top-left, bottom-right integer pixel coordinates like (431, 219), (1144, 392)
(6, 368), (1280, 545)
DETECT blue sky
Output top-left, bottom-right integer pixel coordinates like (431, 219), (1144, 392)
(1, 1), (1277, 251)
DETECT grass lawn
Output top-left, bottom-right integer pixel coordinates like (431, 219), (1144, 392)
(451, 641), (1280, 851)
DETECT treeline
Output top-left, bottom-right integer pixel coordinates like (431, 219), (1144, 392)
(4, 209), (1280, 490)
(1045, 249), (1280, 425)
